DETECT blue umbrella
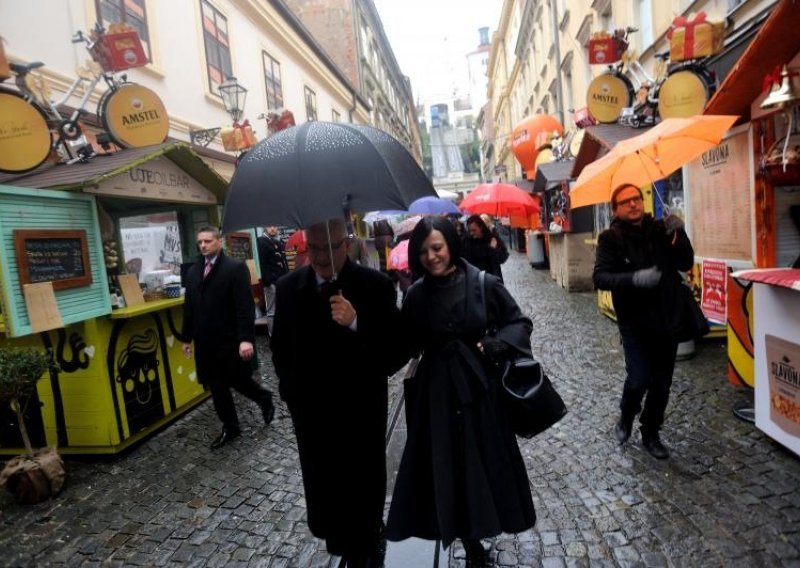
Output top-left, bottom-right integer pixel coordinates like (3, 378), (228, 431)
(408, 196), (461, 215)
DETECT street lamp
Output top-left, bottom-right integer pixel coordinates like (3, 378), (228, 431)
(219, 76), (247, 123)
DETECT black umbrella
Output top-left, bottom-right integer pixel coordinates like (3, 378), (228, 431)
(221, 121), (436, 232)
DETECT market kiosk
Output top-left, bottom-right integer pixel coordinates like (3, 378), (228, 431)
(731, 268), (800, 457)
(700, 2), (800, 390)
(0, 142), (255, 455)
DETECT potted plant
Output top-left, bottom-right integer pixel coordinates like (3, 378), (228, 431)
(0, 346), (65, 504)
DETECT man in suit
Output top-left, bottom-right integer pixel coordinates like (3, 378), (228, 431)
(257, 225), (288, 322)
(182, 226), (275, 449)
(271, 218), (404, 567)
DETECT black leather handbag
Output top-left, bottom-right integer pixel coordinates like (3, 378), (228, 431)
(501, 357), (568, 438)
(478, 271), (568, 438)
(673, 283), (710, 342)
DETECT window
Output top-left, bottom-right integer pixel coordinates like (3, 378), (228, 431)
(201, 0), (232, 95)
(95, 0), (151, 60)
(332, 109), (341, 122)
(304, 86), (317, 121)
(262, 51), (283, 110)
(636, 0), (654, 51)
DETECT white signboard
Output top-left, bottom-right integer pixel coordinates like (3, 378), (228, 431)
(685, 126), (753, 261)
(86, 157), (217, 204)
(120, 224), (181, 283)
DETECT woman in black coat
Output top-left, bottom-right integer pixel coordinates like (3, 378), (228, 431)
(386, 217), (535, 567)
(462, 214), (509, 281)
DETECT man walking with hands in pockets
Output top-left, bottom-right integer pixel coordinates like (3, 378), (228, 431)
(593, 184), (695, 459)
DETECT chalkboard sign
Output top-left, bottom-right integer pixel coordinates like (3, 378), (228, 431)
(225, 232), (253, 262)
(14, 229), (93, 290)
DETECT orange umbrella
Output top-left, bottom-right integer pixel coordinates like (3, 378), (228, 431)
(570, 115), (739, 208)
(460, 183), (541, 217)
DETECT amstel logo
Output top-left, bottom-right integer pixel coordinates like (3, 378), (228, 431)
(103, 84), (169, 148)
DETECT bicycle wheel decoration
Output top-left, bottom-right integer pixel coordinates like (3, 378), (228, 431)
(99, 83), (169, 148)
(0, 90), (53, 173)
(658, 70), (714, 119)
(586, 73), (634, 124)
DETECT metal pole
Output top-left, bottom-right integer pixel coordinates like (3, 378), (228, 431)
(549, 0), (565, 126)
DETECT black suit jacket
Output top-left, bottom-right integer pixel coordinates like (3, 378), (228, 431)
(182, 252), (255, 384)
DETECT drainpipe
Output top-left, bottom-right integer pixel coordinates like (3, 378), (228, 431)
(549, 0), (565, 126)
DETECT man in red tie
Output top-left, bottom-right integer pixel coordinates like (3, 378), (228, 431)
(181, 226), (275, 448)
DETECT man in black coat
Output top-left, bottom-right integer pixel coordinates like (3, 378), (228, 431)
(271, 218), (404, 568)
(181, 226), (275, 449)
(592, 185), (695, 459)
(257, 226), (288, 323)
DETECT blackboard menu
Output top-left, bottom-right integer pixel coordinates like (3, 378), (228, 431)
(14, 229), (93, 290)
(225, 232), (253, 262)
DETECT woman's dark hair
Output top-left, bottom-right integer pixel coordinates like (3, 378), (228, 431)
(465, 214), (490, 238)
(408, 216), (462, 276)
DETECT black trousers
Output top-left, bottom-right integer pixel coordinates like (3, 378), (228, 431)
(208, 366), (272, 430)
(619, 333), (678, 434)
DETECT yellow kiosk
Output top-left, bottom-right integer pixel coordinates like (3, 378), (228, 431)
(0, 142), (256, 455)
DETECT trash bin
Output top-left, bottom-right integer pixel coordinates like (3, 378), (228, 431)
(527, 231), (547, 268)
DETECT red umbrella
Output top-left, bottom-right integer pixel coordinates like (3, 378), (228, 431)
(460, 183), (540, 217)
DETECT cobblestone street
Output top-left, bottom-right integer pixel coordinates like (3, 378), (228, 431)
(2, 252), (799, 567)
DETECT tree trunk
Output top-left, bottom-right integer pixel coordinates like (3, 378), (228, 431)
(12, 398), (34, 457)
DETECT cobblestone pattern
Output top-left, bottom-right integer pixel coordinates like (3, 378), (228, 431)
(1, 252), (799, 567)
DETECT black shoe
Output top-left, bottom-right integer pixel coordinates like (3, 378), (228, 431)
(614, 417), (632, 444)
(261, 394), (275, 426)
(210, 427), (240, 449)
(463, 539), (487, 568)
(641, 431), (670, 459)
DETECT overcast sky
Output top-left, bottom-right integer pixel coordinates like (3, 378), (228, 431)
(372, 0), (503, 104)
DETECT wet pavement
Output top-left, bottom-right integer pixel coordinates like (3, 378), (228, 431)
(2, 252), (800, 567)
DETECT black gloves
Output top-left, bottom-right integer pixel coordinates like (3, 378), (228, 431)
(481, 336), (510, 359)
(663, 214), (685, 235)
(632, 266), (662, 288)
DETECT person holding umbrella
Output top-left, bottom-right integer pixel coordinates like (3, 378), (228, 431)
(462, 214), (509, 281)
(270, 218), (405, 567)
(592, 184), (695, 459)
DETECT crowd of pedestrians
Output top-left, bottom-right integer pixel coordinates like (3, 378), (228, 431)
(180, 186), (697, 567)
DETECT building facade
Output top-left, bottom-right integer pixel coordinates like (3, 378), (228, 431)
(484, 0), (780, 183)
(281, 0), (423, 162)
(0, 0), (380, 180)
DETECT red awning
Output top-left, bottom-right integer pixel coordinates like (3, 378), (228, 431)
(732, 268), (800, 291)
(705, 1), (800, 120)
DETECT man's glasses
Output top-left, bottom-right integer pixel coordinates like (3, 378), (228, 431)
(615, 196), (643, 207)
(307, 239), (346, 254)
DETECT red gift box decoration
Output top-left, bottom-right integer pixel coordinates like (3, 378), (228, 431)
(588, 32), (627, 65)
(266, 109), (296, 135)
(91, 26), (148, 72)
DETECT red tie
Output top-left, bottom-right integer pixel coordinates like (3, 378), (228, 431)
(203, 260), (212, 279)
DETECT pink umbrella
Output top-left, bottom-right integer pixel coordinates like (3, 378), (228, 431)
(460, 183), (540, 217)
(393, 215), (423, 236)
(388, 239), (409, 270)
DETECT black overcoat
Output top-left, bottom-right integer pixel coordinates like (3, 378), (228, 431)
(181, 252), (255, 386)
(270, 259), (404, 554)
(592, 215), (694, 336)
(257, 235), (288, 286)
(386, 260), (536, 547)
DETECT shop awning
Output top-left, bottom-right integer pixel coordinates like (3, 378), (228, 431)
(534, 160), (575, 193)
(705, 1), (800, 120)
(570, 123), (653, 179)
(0, 142), (228, 203)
